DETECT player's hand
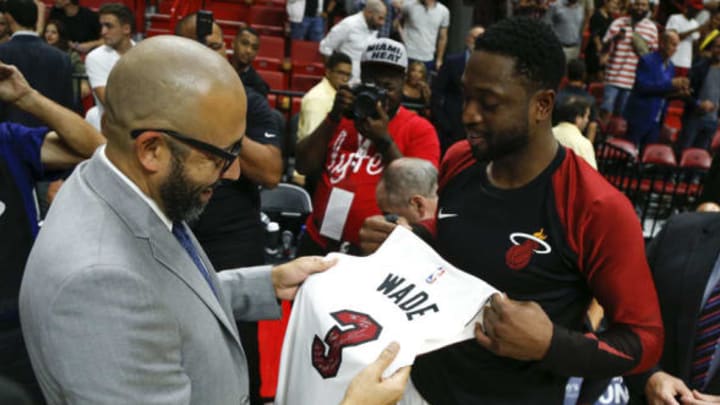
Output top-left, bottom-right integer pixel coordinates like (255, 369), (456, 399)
(329, 85), (354, 122)
(271, 256), (337, 300)
(341, 342), (411, 405)
(644, 371), (692, 405)
(475, 293), (553, 361)
(671, 77), (690, 90)
(359, 215), (409, 254)
(680, 389), (720, 404)
(355, 101), (391, 144)
(0, 63), (32, 105)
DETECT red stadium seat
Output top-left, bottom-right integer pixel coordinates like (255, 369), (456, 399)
(258, 35), (285, 60)
(641, 144), (677, 166)
(604, 137), (639, 160)
(711, 127), (720, 154)
(267, 93), (278, 108)
(291, 63), (325, 76)
(291, 96), (302, 115)
(290, 40), (323, 64)
(606, 116), (628, 138)
(254, 58), (283, 71)
(680, 148), (712, 170)
(146, 27), (171, 37)
(257, 70), (288, 90)
(249, 7), (285, 36)
(290, 74), (322, 92)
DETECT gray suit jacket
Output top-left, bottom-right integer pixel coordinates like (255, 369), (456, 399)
(19, 150), (282, 404)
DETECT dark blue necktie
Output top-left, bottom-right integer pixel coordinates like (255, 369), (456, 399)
(172, 222), (218, 298)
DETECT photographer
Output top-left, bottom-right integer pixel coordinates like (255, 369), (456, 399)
(295, 38), (440, 256)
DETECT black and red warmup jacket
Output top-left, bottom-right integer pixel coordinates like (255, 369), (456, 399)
(411, 141), (664, 404)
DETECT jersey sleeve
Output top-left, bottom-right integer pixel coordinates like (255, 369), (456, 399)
(541, 164), (663, 378)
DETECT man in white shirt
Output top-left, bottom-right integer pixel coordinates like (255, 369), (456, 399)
(85, 3), (134, 113)
(400, 0), (449, 71)
(666, 0), (706, 75)
(319, 0), (387, 83)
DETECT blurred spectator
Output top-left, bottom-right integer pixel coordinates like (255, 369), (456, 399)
(624, 30), (687, 147)
(552, 97), (598, 168)
(85, 3), (135, 116)
(402, 61), (430, 116)
(44, 19), (90, 100)
(295, 38), (439, 255)
(543, 0), (586, 61)
(0, 62), (103, 405)
(176, 16), (284, 405)
(679, 35), (720, 150)
(0, 15), (10, 44)
(49, 0), (101, 53)
(556, 59), (597, 124)
(699, 10), (720, 57)
(666, 0), (706, 76)
(230, 27), (270, 97)
(585, 0), (619, 81)
(287, 0), (325, 41)
(319, 0), (386, 83)
(375, 157), (438, 223)
(298, 51), (352, 141)
(600, 0), (658, 121)
(0, 0), (74, 127)
(399, 0), (449, 72)
(431, 25), (484, 153)
(378, 0), (402, 39)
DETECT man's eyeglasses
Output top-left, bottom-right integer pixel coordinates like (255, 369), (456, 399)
(131, 129), (243, 173)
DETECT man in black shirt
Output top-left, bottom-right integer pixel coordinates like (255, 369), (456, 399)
(232, 27), (271, 97)
(49, 0), (101, 53)
(176, 16), (284, 404)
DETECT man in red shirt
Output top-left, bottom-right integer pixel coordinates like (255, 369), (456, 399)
(295, 38), (440, 255)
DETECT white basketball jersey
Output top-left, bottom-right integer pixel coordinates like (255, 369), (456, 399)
(276, 226), (498, 405)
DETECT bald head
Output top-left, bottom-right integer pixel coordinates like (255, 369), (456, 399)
(103, 35), (246, 150)
(363, 0), (387, 29)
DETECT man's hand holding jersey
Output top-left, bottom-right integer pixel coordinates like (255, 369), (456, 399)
(341, 342), (411, 405)
(359, 215), (410, 254)
(271, 256), (337, 300)
(474, 293), (553, 361)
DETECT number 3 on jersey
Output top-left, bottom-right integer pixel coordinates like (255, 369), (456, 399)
(311, 310), (383, 378)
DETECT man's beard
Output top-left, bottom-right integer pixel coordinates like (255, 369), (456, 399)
(469, 122), (530, 163)
(160, 153), (214, 224)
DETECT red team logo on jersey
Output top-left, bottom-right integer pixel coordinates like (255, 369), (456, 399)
(505, 229), (552, 270)
(311, 310), (383, 379)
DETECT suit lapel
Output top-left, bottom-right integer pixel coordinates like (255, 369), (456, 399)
(82, 151), (242, 348)
(677, 219), (720, 381)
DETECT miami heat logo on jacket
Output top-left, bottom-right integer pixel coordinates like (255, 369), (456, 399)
(505, 229), (552, 271)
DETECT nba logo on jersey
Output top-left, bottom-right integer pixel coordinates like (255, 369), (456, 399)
(425, 266), (447, 284)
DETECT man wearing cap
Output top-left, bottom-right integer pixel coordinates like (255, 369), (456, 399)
(666, 0), (708, 76)
(295, 38), (440, 256)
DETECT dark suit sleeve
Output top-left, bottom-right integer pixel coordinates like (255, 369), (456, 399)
(60, 53), (76, 111)
(633, 55), (674, 97)
(431, 59), (452, 133)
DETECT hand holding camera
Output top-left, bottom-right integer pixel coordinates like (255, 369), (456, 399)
(328, 85), (355, 123)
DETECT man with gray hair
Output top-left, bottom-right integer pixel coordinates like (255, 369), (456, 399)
(376, 157), (438, 224)
(319, 0), (387, 83)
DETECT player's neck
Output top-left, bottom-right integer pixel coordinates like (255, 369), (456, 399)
(486, 131), (558, 190)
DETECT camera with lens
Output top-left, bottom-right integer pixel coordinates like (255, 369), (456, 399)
(345, 83), (388, 120)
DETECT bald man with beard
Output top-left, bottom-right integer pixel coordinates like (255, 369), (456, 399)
(18, 36), (410, 405)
